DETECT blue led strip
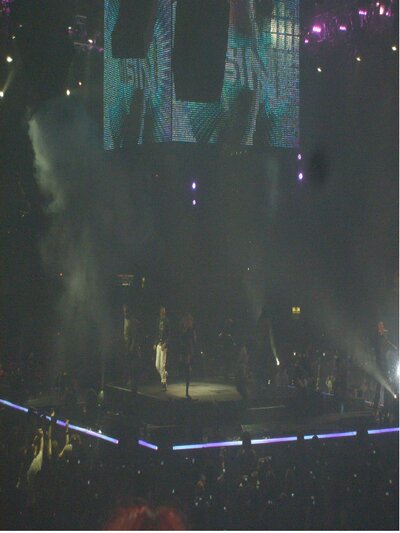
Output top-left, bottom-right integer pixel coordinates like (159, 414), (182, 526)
(173, 440), (244, 451)
(368, 427), (399, 435)
(0, 397), (119, 445)
(55, 420), (119, 445)
(138, 439), (159, 451)
(251, 436), (298, 445)
(0, 398), (29, 413)
(2, 397), (398, 451)
(304, 431), (357, 440)
(172, 427), (399, 451)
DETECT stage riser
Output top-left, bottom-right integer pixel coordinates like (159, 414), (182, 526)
(104, 384), (243, 426)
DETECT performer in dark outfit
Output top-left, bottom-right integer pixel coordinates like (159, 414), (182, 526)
(123, 304), (140, 393)
(180, 313), (196, 399)
(153, 306), (170, 391)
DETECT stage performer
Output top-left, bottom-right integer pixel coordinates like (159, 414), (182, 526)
(123, 304), (140, 393)
(180, 312), (197, 399)
(153, 306), (170, 391)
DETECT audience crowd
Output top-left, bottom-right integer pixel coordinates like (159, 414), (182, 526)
(0, 405), (398, 530)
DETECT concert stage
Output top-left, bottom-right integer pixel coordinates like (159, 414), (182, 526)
(104, 378), (377, 449)
(1, 376), (394, 453)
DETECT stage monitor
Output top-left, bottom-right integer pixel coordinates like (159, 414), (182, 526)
(104, 0), (299, 149)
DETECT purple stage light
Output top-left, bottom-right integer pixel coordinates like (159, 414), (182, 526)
(173, 440), (243, 451)
(0, 399), (118, 443)
(0, 399), (29, 413)
(297, 153), (302, 160)
(358, 9), (368, 16)
(55, 420), (119, 444)
(298, 172), (303, 180)
(379, 5), (385, 15)
(368, 427), (399, 435)
(192, 182), (196, 190)
(339, 25), (347, 31)
(173, 428), (398, 452)
(192, 200), (197, 206)
(251, 436), (297, 445)
(304, 38), (309, 44)
(138, 439), (159, 451)
(304, 431), (357, 440)
(312, 25), (322, 34)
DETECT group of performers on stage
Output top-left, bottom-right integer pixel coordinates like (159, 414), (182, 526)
(123, 304), (196, 399)
(122, 303), (398, 417)
(122, 303), (276, 400)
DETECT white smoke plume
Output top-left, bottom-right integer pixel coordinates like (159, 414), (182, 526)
(28, 97), (153, 385)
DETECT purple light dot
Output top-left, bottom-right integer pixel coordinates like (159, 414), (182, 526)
(298, 172), (303, 181)
(358, 9), (367, 16)
(312, 25), (322, 34)
(339, 25), (347, 31)
(192, 182), (196, 190)
(304, 38), (309, 44)
(297, 153), (302, 160)
(192, 200), (197, 206)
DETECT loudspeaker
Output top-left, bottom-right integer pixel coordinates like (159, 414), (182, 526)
(173, 0), (230, 102)
(112, 0), (157, 59)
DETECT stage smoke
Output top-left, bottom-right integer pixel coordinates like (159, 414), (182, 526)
(28, 96), (153, 385)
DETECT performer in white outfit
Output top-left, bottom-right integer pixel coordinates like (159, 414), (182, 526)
(153, 306), (170, 391)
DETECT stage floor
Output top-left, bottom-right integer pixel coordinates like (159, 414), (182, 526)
(104, 378), (380, 446)
(110, 380), (242, 402)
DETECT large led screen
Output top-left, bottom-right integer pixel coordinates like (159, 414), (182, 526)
(104, 0), (299, 149)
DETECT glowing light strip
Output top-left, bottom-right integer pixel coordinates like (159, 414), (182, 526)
(0, 397), (118, 444)
(172, 428), (399, 451)
(368, 427), (399, 435)
(304, 431), (357, 440)
(173, 440), (243, 451)
(138, 439), (159, 451)
(55, 420), (119, 444)
(2, 397), (397, 451)
(251, 436), (298, 445)
(0, 398), (29, 413)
